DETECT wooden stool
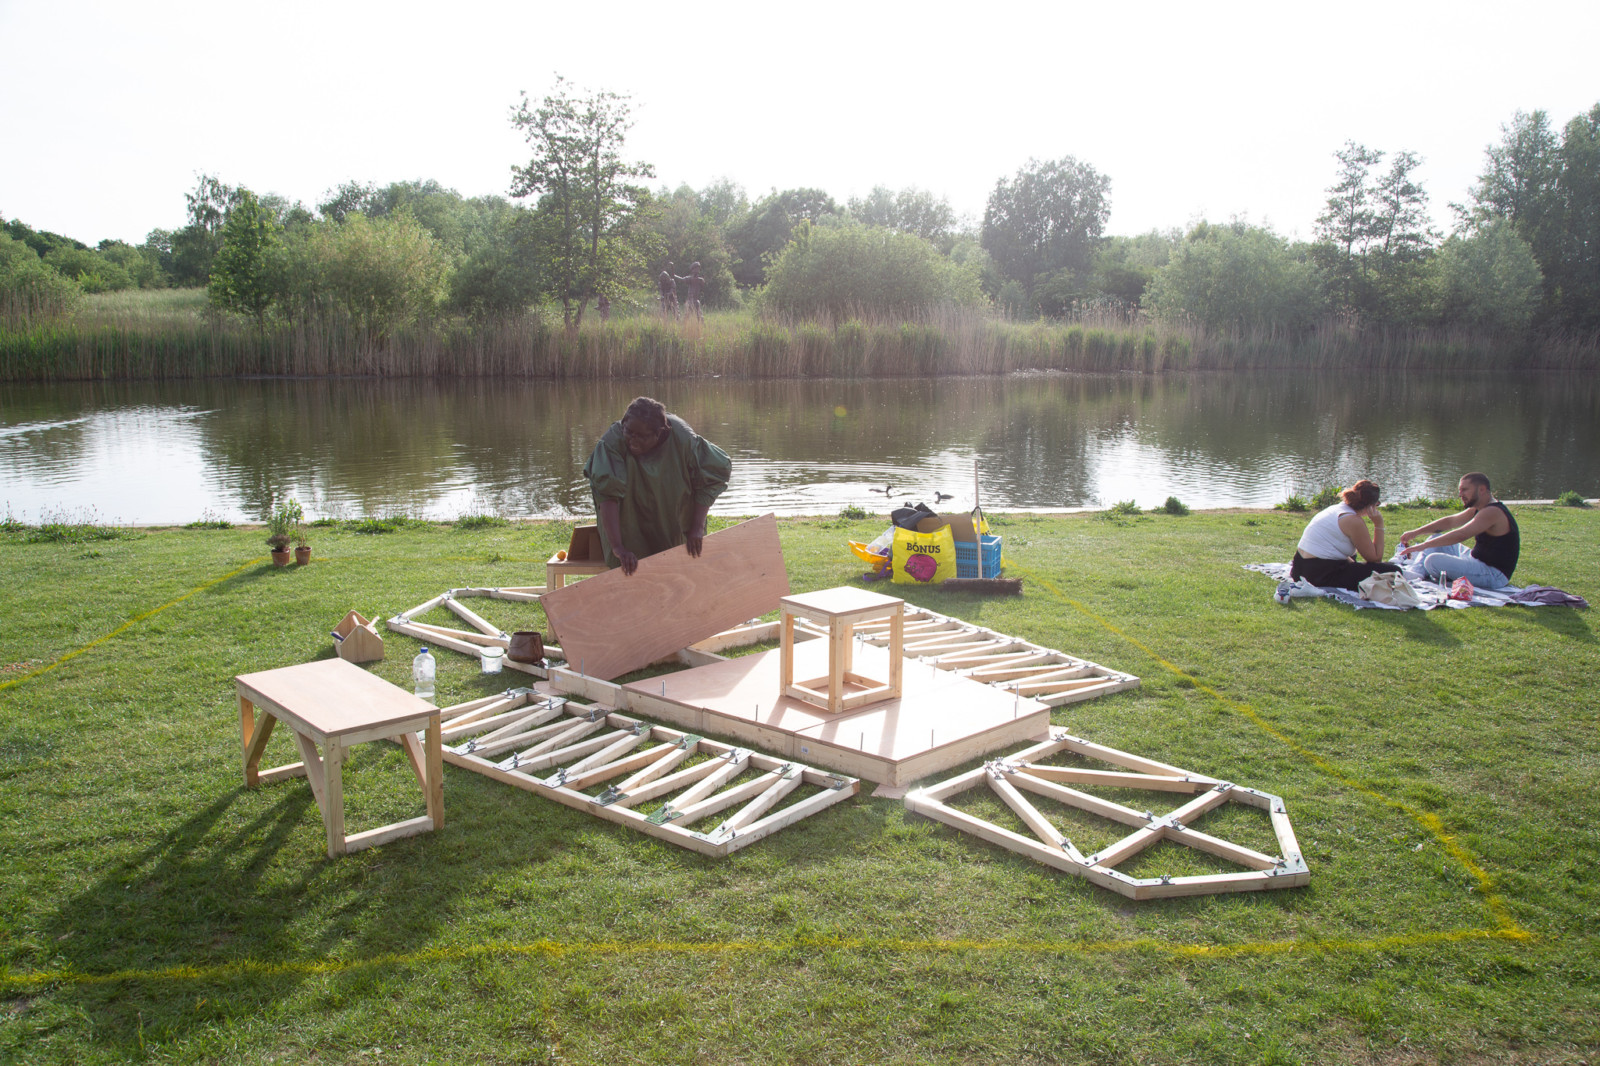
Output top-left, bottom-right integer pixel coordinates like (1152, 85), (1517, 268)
(546, 554), (610, 590)
(236, 658), (443, 858)
(779, 587), (904, 713)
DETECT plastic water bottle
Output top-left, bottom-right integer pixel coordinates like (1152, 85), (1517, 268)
(412, 646), (436, 700)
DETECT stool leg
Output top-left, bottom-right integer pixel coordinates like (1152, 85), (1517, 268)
(829, 620), (847, 714)
(780, 611), (795, 693)
(888, 609), (904, 697)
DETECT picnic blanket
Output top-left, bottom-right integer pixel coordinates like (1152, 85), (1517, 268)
(1243, 562), (1586, 611)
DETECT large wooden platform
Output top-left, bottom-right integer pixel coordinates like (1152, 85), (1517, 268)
(549, 636), (1052, 789)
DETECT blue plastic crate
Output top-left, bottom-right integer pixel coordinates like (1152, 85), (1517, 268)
(954, 534), (1002, 578)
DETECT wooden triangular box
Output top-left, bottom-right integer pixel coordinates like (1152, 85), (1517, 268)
(332, 610), (385, 663)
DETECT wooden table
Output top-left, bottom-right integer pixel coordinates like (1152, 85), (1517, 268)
(236, 658), (444, 858)
(779, 587), (904, 713)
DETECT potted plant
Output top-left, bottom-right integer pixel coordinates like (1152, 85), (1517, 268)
(294, 525), (312, 565)
(265, 498), (302, 568)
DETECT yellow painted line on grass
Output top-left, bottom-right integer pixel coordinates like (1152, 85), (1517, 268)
(1, 925), (1533, 990)
(1014, 565), (1529, 938)
(0, 558), (261, 695)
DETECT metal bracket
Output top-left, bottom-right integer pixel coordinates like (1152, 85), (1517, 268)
(596, 786), (626, 807)
(676, 733), (702, 750)
(824, 775), (849, 791)
(647, 805), (682, 825)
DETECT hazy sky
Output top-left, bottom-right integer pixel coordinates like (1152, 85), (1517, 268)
(3, 0), (1597, 247)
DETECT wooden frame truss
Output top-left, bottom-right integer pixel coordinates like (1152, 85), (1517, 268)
(842, 607), (1140, 707)
(431, 686), (860, 857)
(905, 730), (1308, 899)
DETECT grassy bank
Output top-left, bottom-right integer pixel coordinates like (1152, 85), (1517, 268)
(4, 290), (1597, 380)
(1, 508), (1596, 1064)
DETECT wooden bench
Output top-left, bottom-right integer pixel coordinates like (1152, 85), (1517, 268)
(236, 658), (443, 858)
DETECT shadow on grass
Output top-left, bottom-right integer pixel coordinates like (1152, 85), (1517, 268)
(1505, 605), (1594, 643)
(32, 765), (553, 1051)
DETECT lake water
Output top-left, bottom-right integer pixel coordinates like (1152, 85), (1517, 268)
(0, 372), (1594, 525)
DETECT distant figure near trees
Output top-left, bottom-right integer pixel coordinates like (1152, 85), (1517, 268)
(675, 262), (707, 321)
(596, 292), (611, 323)
(657, 264), (678, 317)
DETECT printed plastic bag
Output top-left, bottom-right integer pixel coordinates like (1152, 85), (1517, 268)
(1449, 577), (1475, 602)
(1358, 571), (1426, 608)
(891, 524), (957, 585)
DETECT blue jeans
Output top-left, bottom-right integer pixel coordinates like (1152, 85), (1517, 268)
(1417, 544), (1510, 590)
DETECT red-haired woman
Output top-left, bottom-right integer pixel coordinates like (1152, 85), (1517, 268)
(1288, 479), (1402, 590)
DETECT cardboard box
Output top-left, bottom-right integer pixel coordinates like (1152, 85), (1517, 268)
(915, 512), (985, 543)
(565, 524), (604, 561)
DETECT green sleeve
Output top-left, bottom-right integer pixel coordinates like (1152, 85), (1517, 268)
(583, 422), (627, 502)
(689, 434), (731, 508)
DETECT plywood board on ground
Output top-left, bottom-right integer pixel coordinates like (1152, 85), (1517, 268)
(617, 639), (1051, 786)
(540, 513), (789, 682)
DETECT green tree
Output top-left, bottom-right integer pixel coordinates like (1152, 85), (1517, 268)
(1314, 141), (1383, 312)
(647, 185), (737, 309)
(509, 76), (655, 328)
(44, 245), (133, 293)
(1554, 103), (1600, 329)
(696, 178), (749, 229)
(846, 185), (958, 248)
(1091, 230), (1179, 309)
(760, 218), (983, 319)
(287, 212), (448, 335)
(1460, 111), (1563, 312)
(1145, 221), (1327, 334)
(208, 190), (282, 324)
(1430, 220), (1543, 332)
(726, 187), (839, 288)
(1367, 150), (1438, 321)
(167, 173), (242, 287)
(0, 230), (81, 323)
(448, 197), (544, 319)
(980, 156), (1111, 300)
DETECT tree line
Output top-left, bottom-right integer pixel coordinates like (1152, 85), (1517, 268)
(2, 81), (1597, 344)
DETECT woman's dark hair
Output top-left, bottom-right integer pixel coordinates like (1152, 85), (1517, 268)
(1342, 479), (1381, 509)
(623, 396), (667, 431)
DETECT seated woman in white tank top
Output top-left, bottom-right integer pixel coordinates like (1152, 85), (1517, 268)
(1288, 479), (1402, 590)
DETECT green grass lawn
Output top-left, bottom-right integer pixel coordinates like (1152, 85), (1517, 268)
(1, 507), (1595, 1065)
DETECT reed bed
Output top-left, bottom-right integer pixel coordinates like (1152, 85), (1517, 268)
(3, 290), (1596, 380)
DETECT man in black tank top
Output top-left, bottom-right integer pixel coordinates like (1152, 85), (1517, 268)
(1398, 472), (1520, 590)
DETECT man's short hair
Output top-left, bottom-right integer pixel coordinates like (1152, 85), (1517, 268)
(1461, 472), (1491, 492)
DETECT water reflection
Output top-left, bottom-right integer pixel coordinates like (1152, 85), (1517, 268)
(0, 373), (1593, 524)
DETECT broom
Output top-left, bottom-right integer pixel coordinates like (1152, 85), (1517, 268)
(940, 462), (1022, 595)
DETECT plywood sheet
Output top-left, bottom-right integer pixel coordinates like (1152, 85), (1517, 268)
(540, 513), (790, 682)
(620, 642), (1051, 784)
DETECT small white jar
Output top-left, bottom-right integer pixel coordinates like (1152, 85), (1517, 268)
(480, 646), (505, 674)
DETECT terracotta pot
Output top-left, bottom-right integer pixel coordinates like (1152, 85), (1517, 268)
(295, 545), (312, 565)
(270, 548), (292, 568)
(507, 631), (545, 663)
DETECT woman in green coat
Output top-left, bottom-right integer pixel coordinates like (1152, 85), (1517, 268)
(583, 397), (731, 575)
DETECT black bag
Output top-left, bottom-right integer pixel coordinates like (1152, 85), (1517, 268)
(891, 502), (937, 530)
